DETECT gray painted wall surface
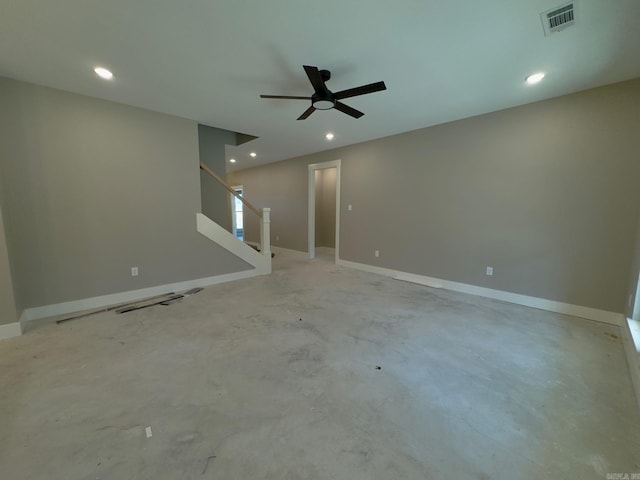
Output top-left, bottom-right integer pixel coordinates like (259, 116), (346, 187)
(229, 158), (309, 250)
(0, 202), (18, 325)
(0, 78), (250, 310)
(315, 168), (336, 248)
(230, 79), (640, 313)
(199, 124), (236, 231)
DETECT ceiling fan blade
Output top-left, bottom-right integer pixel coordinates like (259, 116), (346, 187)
(334, 81), (387, 100)
(297, 106), (316, 120)
(303, 65), (326, 94)
(260, 95), (312, 100)
(334, 101), (364, 119)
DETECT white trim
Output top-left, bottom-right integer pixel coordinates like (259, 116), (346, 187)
(16, 210), (269, 325)
(21, 268), (259, 323)
(336, 258), (625, 326)
(0, 322), (22, 340)
(308, 166), (315, 259)
(260, 208), (271, 258)
(308, 159), (341, 263)
(196, 213), (270, 274)
(621, 318), (640, 411)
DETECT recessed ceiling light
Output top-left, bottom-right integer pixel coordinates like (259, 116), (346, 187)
(249, 152), (257, 158)
(229, 158), (236, 163)
(525, 72), (545, 85)
(325, 133), (335, 140)
(94, 67), (113, 80)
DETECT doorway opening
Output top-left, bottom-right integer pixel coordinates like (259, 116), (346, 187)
(230, 185), (244, 241)
(308, 160), (341, 262)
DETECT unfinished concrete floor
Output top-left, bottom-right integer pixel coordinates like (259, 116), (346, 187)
(1, 247), (639, 479)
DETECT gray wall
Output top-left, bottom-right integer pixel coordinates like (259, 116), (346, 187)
(199, 124), (236, 231)
(0, 201), (18, 325)
(230, 79), (640, 313)
(315, 168), (336, 248)
(0, 77), (251, 310)
(229, 158), (309, 249)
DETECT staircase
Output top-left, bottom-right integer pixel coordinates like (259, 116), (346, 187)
(198, 163), (272, 275)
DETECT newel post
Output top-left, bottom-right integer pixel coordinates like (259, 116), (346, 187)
(260, 208), (271, 259)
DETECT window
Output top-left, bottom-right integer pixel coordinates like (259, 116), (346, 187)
(231, 187), (244, 241)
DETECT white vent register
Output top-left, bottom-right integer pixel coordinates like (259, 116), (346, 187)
(541, 2), (575, 36)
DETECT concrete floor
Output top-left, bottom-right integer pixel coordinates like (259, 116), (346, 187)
(1, 247), (639, 479)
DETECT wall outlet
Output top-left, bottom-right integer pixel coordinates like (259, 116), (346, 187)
(348, 204), (353, 211)
(131, 267), (139, 277)
(276, 235), (279, 241)
(374, 250), (380, 258)
(486, 266), (493, 276)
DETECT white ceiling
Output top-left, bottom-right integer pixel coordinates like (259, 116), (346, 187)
(2, 0), (640, 171)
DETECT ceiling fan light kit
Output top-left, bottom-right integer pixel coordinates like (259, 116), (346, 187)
(260, 65), (387, 120)
(313, 97), (335, 110)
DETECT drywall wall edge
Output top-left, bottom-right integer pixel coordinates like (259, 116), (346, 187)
(21, 268), (259, 323)
(337, 259), (625, 326)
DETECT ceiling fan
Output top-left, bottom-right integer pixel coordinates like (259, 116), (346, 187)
(260, 65), (387, 120)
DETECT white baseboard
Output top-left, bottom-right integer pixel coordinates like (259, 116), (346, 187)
(622, 318), (640, 411)
(336, 259), (625, 326)
(0, 322), (22, 340)
(21, 268), (259, 323)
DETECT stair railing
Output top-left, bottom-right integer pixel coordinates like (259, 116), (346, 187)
(199, 163), (271, 258)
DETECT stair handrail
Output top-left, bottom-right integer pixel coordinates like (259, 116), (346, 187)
(199, 162), (262, 219)
(199, 162), (271, 259)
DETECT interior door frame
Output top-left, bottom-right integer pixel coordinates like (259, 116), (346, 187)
(308, 159), (341, 262)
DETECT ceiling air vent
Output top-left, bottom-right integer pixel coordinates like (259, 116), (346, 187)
(541, 2), (575, 36)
